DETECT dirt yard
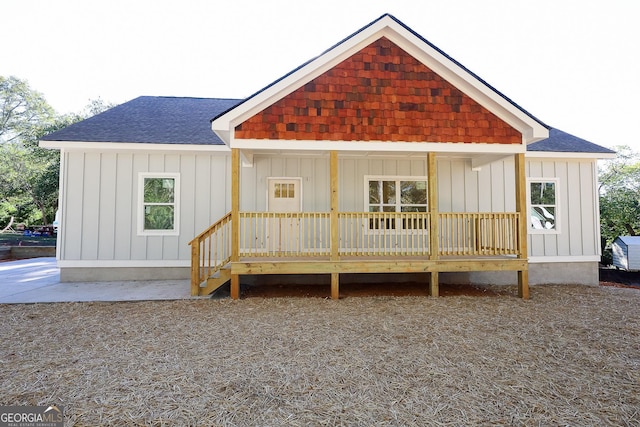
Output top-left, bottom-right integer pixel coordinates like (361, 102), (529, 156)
(0, 284), (638, 426)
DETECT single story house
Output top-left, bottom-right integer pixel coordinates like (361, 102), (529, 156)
(41, 14), (615, 299)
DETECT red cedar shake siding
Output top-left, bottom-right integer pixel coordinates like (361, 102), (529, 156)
(235, 37), (521, 144)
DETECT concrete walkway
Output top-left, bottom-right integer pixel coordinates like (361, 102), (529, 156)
(0, 258), (199, 304)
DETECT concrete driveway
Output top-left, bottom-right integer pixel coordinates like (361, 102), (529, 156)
(0, 257), (198, 304)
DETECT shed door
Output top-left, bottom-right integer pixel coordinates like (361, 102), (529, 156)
(267, 178), (302, 253)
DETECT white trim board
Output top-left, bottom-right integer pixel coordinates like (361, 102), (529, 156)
(56, 256), (600, 268)
(231, 139), (527, 154)
(57, 260), (191, 268)
(526, 151), (615, 160)
(40, 140), (231, 153)
(528, 255), (600, 263)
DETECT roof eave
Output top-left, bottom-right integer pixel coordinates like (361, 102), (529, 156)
(39, 140), (230, 152)
(525, 150), (616, 159)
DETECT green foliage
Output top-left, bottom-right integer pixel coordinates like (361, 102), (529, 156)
(0, 76), (55, 144)
(599, 146), (640, 261)
(144, 178), (175, 203)
(0, 75), (114, 227)
(144, 205), (175, 230)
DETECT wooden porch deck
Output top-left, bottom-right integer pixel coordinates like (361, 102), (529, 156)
(231, 255), (526, 299)
(233, 255), (526, 274)
(189, 151), (529, 300)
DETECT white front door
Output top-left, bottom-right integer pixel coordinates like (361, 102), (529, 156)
(268, 178), (302, 213)
(267, 178), (302, 253)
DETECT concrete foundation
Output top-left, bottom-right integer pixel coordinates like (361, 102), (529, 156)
(60, 267), (191, 282)
(439, 262), (599, 286)
(59, 261), (599, 286)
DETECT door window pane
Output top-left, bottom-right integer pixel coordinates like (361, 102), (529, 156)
(274, 182), (296, 199)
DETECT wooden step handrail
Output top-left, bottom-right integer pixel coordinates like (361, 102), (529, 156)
(189, 212), (232, 295)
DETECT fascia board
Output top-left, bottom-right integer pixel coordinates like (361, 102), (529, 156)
(40, 140), (231, 153)
(525, 151), (616, 160)
(232, 138), (526, 154)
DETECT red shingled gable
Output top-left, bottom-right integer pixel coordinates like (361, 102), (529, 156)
(235, 37), (521, 144)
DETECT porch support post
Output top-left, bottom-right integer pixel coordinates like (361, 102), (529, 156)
(190, 242), (200, 296)
(514, 152), (529, 299)
(428, 152), (439, 297)
(330, 150), (340, 299)
(230, 148), (241, 300)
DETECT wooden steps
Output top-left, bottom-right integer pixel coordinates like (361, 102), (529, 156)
(199, 268), (231, 296)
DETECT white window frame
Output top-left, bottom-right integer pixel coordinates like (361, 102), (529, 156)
(137, 173), (180, 236)
(364, 175), (429, 231)
(527, 177), (560, 234)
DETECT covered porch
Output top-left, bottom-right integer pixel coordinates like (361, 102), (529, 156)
(190, 150), (529, 299)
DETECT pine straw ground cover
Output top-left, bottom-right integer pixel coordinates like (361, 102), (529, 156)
(1, 285), (639, 426)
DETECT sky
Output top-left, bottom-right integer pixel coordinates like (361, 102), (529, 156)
(3, 0), (639, 151)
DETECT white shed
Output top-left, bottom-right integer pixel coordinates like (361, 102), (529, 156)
(612, 236), (640, 271)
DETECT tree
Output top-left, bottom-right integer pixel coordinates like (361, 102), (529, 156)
(599, 145), (640, 263)
(0, 75), (114, 226)
(0, 76), (55, 144)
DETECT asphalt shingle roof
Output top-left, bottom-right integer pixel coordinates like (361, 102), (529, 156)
(528, 128), (614, 154)
(41, 96), (612, 155)
(41, 96), (242, 145)
(41, 96), (613, 154)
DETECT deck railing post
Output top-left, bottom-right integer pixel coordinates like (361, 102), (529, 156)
(515, 152), (529, 299)
(428, 152), (439, 297)
(330, 151), (340, 299)
(231, 148), (241, 299)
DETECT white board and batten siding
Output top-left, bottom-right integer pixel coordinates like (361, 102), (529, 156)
(59, 151), (601, 265)
(59, 150), (231, 265)
(612, 236), (640, 270)
(526, 158), (600, 260)
(244, 154), (601, 261)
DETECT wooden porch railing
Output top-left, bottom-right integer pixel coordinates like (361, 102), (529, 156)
(338, 212), (431, 256)
(438, 212), (520, 256)
(188, 212), (232, 294)
(190, 211), (521, 290)
(238, 212), (331, 257)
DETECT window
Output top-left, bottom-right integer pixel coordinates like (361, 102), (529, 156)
(366, 177), (428, 230)
(528, 179), (558, 232)
(274, 183), (295, 199)
(138, 173), (179, 235)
